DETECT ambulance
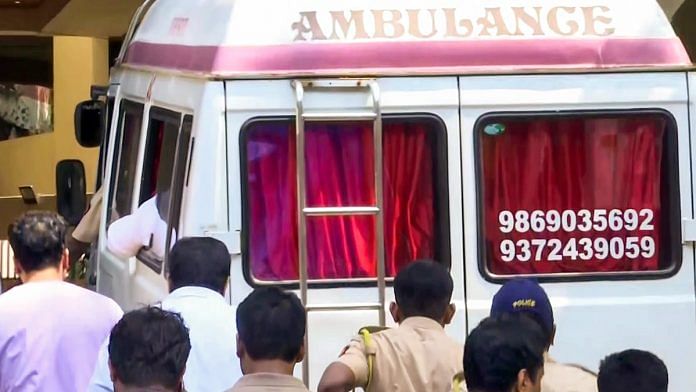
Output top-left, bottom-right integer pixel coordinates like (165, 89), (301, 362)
(67, 0), (696, 389)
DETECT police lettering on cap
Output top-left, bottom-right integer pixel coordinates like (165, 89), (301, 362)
(490, 278), (554, 336)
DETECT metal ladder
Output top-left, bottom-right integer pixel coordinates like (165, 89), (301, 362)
(292, 79), (387, 386)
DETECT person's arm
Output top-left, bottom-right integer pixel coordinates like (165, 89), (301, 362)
(86, 339), (114, 392)
(66, 231), (90, 267)
(67, 188), (104, 265)
(318, 362), (356, 392)
(318, 338), (369, 392)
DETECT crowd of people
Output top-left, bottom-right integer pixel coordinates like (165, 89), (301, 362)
(0, 211), (670, 391)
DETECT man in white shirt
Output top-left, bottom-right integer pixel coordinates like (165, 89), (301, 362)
(106, 193), (171, 259)
(0, 211), (123, 391)
(88, 236), (241, 392)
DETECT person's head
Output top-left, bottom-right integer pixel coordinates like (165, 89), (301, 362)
(109, 307), (191, 392)
(490, 278), (555, 349)
(597, 349), (668, 392)
(464, 314), (547, 392)
(391, 260), (454, 325)
(236, 287), (306, 375)
(8, 211), (68, 281)
(167, 237), (230, 294)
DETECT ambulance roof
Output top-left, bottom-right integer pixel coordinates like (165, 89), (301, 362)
(123, 0), (692, 78)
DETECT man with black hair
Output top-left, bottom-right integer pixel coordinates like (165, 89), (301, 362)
(227, 287), (309, 391)
(464, 314), (546, 392)
(0, 211), (123, 391)
(89, 237), (240, 391)
(597, 349), (668, 392)
(490, 278), (597, 392)
(318, 260), (463, 392)
(109, 307), (191, 392)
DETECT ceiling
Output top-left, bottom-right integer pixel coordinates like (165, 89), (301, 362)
(0, 0), (690, 38)
(0, 0), (141, 38)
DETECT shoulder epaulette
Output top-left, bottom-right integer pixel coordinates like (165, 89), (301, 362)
(451, 371), (465, 392)
(358, 326), (390, 390)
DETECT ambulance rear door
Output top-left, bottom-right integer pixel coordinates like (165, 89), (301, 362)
(226, 76), (464, 389)
(460, 72), (695, 391)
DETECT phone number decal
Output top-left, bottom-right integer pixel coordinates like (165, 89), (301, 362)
(496, 209), (657, 263)
(498, 209), (654, 234)
(500, 237), (656, 262)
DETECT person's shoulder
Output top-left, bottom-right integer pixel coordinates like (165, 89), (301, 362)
(73, 285), (123, 318)
(0, 284), (26, 311)
(543, 360), (598, 392)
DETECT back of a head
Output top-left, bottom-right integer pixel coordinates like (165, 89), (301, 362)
(464, 314), (546, 392)
(8, 211), (66, 273)
(490, 278), (554, 347)
(109, 307), (191, 390)
(598, 349), (668, 392)
(394, 260), (453, 320)
(237, 287), (306, 362)
(168, 237), (230, 293)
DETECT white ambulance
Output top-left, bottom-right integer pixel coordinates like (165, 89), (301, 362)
(69, 0), (696, 389)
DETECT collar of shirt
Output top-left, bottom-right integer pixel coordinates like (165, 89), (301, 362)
(399, 316), (445, 331)
(165, 286), (226, 303)
(232, 373), (306, 389)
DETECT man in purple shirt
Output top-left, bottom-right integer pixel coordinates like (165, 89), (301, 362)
(0, 211), (123, 391)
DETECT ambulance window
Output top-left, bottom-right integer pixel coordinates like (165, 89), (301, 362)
(476, 111), (680, 280)
(134, 108), (181, 271)
(107, 100), (143, 225)
(242, 115), (450, 283)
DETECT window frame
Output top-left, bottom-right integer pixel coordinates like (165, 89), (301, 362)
(135, 107), (191, 274)
(239, 113), (451, 288)
(106, 100), (144, 227)
(473, 109), (682, 283)
(163, 115), (194, 274)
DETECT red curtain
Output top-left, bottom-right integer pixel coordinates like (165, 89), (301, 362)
(246, 120), (437, 280)
(481, 116), (667, 275)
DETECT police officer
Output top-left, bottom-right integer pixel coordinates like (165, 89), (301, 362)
(490, 278), (597, 392)
(318, 260), (463, 392)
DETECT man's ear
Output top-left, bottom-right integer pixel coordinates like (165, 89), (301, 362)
(516, 368), (538, 392)
(296, 339), (306, 363)
(236, 334), (244, 359)
(443, 303), (456, 325)
(13, 257), (23, 276)
(389, 302), (401, 324)
(221, 277), (229, 296)
(515, 368), (528, 391)
(60, 249), (70, 274)
(108, 360), (118, 383)
(176, 366), (187, 392)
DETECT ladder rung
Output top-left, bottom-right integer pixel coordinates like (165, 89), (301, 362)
(306, 303), (383, 312)
(303, 206), (379, 216)
(302, 112), (377, 122)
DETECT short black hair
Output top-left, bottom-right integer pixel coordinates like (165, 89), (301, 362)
(598, 349), (668, 392)
(8, 211), (67, 273)
(237, 287), (306, 362)
(464, 314), (546, 392)
(394, 260), (453, 320)
(109, 307), (191, 389)
(168, 237), (230, 293)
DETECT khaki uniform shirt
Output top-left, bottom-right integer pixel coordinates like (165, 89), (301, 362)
(72, 187), (104, 243)
(226, 373), (310, 392)
(543, 356), (598, 392)
(337, 316), (464, 392)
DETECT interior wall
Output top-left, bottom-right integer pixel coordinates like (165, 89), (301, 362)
(0, 36), (107, 223)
